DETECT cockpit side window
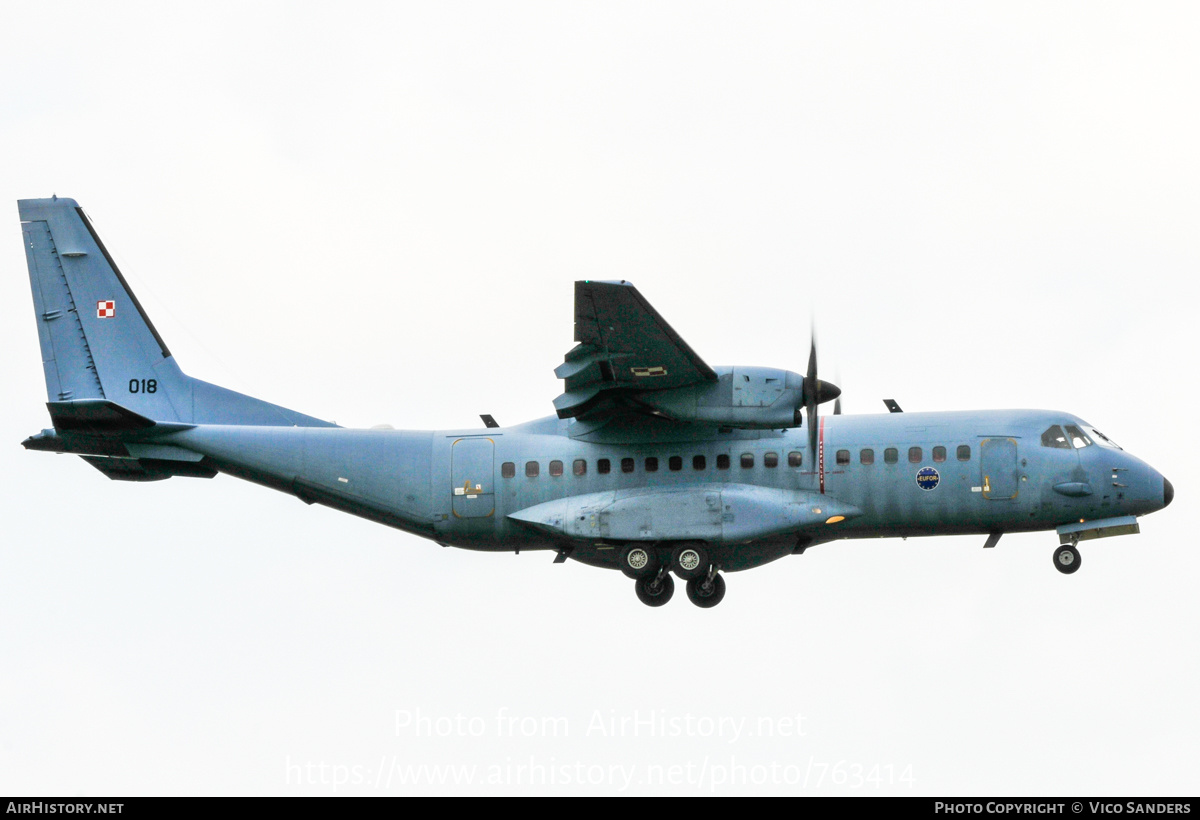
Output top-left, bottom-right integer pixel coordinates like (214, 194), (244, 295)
(1064, 425), (1093, 449)
(1040, 425), (1071, 449)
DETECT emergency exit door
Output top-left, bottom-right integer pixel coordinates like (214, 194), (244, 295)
(451, 438), (494, 518)
(980, 438), (1018, 500)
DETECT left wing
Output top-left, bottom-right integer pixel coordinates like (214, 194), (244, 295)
(553, 281), (717, 420)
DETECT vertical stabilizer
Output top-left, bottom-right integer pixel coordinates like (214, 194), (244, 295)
(19, 197), (335, 428)
(21, 197), (187, 421)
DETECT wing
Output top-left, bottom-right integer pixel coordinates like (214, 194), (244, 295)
(553, 281), (717, 420)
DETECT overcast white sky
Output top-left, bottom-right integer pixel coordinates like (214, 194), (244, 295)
(1, 1), (1197, 796)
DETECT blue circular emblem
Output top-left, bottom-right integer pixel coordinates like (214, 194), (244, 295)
(916, 467), (940, 491)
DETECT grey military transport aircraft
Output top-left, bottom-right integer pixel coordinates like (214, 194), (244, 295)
(18, 197), (1173, 607)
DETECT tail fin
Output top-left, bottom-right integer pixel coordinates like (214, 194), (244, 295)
(19, 197), (334, 428)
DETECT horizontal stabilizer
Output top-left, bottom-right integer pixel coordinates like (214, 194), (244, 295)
(81, 455), (218, 482)
(46, 399), (159, 433)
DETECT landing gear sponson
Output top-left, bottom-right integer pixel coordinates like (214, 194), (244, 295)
(624, 542), (727, 608)
(1049, 516), (1147, 576)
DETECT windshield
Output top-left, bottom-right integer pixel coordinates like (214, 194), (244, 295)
(1041, 425), (1071, 449)
(1086, 426), (1122, 450)
(1064, 424), (1093, 449)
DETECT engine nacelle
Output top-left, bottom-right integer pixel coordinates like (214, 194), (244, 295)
(637, 366), (806, 429)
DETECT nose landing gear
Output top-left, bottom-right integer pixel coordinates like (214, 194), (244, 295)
(1053, 543), (1081, 574)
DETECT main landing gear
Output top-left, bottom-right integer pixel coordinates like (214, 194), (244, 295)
(685, 569), (726, 608)
(629, 543), (726, 608)
(635, 570), (674, 607)
(1053, 543), (1081, 575)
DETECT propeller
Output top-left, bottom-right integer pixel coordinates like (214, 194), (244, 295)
(797, 334), (841, 457)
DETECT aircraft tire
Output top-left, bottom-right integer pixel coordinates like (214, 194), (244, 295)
(619, 545), (659, 579)
(670, 543), (709, 580)
(686, 573), (726, 608)
(635, 573), (675, 607)
(1053, 544), (1081, 575)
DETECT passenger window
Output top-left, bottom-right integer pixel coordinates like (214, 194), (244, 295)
(836, 449), (850, 465)
(716, 454), (730, 470)
(740, 453), (754, 469)
(525, 461), (539, 477)
(860, 449), (874, 465)
(884, 448), (898, 464)
(693, 455), (706, 470)
(1041, 426), (1071, 449)
(932, 446), (946, 463)
(788, 451), (803, 468)
(598, 458), (611, 475)
(502, 461), (516, 478)
(908, 447), (922, 464)
(956, 445), (970, 461)
(573, 459), (587, 476)
(621, 457), (635, 473)
(1065, 425), (1093, 449)
(549, 460), (563, 477)
(645, 456), (659, 472)
(764, 452), (779, 468)
(669, 456), (683, 472)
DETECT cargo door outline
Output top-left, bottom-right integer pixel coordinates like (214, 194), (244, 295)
(451, 438), (495, 518)
(980, 438), (1018, 500)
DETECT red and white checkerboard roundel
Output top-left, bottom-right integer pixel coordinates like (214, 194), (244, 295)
(97, 300), (115, 319)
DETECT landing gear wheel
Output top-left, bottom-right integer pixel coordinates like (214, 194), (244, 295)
(670, 543), (708, 580)
(619, 545), (659, 579)
(1054, 544), (1081, 575)
(635, 572), (675, 607)
(686, 573), (726, 608)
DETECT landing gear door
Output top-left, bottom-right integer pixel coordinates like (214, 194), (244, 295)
(980, 438), (1018, 500)
(451, 438), (495, 518)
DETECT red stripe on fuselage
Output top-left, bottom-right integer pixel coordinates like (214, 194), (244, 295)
(819, 415), (826, 494)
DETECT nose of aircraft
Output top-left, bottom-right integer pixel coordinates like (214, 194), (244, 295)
(1164, 476), (1174, 507)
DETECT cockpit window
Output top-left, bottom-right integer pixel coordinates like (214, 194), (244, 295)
(1087, 427), (1122, 449)
(1064, 425), (1093, 449)
(1041, 426), (1071, 449)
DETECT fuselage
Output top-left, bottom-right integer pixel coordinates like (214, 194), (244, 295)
(168, 407), (1170, 573)
(18, 197), (1173, 606)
